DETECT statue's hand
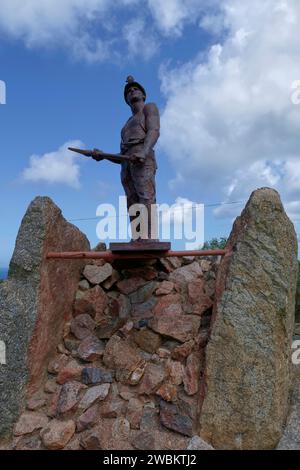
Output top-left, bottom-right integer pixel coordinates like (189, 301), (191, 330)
(92, 148), (104, 161)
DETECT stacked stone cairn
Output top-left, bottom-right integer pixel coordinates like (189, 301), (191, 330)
(2, 188), (298, 450)
(9, 253), (218, 450)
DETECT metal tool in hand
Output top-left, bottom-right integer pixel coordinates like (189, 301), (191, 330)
(68, 147), (132, 164)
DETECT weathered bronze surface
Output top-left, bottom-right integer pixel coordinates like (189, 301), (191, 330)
(68, 147), (131, 163)
(120, 76), (160, 241)
(69, 76), (160, 242)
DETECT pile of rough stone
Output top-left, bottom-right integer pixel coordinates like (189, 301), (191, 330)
(9, 253), (218, 450)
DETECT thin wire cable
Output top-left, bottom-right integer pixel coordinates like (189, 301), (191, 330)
(68, 200), (245, 222)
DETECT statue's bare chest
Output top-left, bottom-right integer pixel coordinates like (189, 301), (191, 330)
(121, 111), (146, 144)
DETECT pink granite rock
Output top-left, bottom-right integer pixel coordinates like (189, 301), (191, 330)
(187, 279), (213, 315)
(139, 363), (165, 395)
(77, 335), (105, 362)
(169, 261), (202, 286)
(156, 383), (177, 402)
(44, 379), (59, 394)
(83, 264), (113, 285)
(79, 384), (110, 411)
(166, 359), (184, 385)
(131, 431), (155, 450)
(129, 363), (146, 385)
(159, 401), (193, 437)
(73, 285), (108, 324)
(14, 434), (43, 450)
(57, 381), (85, 415)
(80, 430), (102, 450)
(133, 329), (162, 354)
(183, 353), (200, 396)
(70, 314), (96, 340)
(126, 398), (144, 429)
(116, 277), (147, 295)
(81, 367), (114, 385)
(0, 196), (90, 433)
(41, 419), (76, 450)
(96, 294), (131, 339)
(103, 335), (143, 384)
(157, 348), (171, 358)
(100, 398), (125, 419)
(102, 269), (121, 289)
(0, 196), (90, 442)
(199, 188), (298, 449)
(26, 394), (46, 411)
(47, 388), (61, 417)
(187, 435), (214, 450)
(47, 354), (69, 375)
(159, 257), (182, 273)
(76, 404), (99, 432)
(155, 281), (175, 296)
(153, 293), (183, 316)
(56, 359), (83, 385)
(14, 412), (49, 436)
(171, 340), (195, 361)
(150, 310), (201, 343)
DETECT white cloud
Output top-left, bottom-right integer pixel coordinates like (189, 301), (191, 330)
(159, 0), (300, 229)
(0, 0), (144, 62)
(199, 11), (226, 36)
(22, 140), (84, 188)
(158, 196), (204, 248)
(146, 0), (219, 36)
(147, 0), (195, 36)
(0, 0), (214, 62)
(159, 196), (198, 224)
(123, 17), (157, 60)
(213, 157), (300, 228)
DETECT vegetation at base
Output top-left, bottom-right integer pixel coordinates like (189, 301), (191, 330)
(202, 237), (228, 250)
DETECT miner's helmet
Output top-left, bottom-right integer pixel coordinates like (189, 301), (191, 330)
(124, 76), (146, 105)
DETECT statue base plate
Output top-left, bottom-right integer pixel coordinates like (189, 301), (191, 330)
(109, 240), (171, 253)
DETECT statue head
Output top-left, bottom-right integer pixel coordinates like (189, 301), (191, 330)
(124, 76), (146, 105)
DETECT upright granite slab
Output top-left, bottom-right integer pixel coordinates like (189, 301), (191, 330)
(295, 262), (300, 331)
(277, 364), (300, 450)
(0, 197), (90, 438)
(199, 188), (298, 449)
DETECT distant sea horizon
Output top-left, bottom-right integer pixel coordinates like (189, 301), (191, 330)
(0, 267), (8, 280)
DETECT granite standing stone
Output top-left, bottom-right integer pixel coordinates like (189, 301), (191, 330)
(199, 188), (298, 449)
(0, 197), (90, 438)
(277, 364), (300, 450)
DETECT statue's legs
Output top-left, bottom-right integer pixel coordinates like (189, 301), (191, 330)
(121, 158), (158, 240)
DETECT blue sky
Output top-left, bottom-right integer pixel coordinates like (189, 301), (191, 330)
(1, 0), (300, 266)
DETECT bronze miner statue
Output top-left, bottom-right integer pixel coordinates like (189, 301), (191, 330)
(69, 76), (160, 242)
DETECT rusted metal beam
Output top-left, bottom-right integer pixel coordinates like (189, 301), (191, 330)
(46, 249), (227, 262)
